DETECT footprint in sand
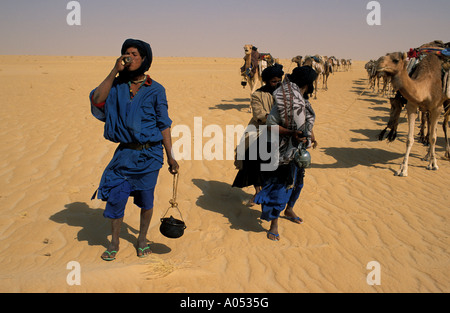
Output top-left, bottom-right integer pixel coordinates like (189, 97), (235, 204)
(144, 258), (191, 280)
(144, 258), (175, 280)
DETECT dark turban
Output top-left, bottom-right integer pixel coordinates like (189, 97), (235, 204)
(287, 66), (318, 100)
(261, 64), (284, 83)
(119, 38), (153, 81)
(287, 66), (317, 88)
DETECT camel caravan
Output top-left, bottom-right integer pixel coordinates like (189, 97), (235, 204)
(374, 40), (450, 177)
(240, 44), (351, 101)
(290, 55), (351, 99)
(365, 59), (393, 96)
(238, 42), (449, 177)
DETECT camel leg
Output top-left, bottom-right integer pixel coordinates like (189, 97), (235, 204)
(444, 109), (450, 159)
(418, 112), (427, 145)
(247, 78), (254, 113)
(248, 77), (253, 94)
(369, 75), (375, 90)
(396, 105), (417, 177)
(425, 114), (431, 146)
(384, 98), (403, 142)
(425, 109), (440, 171)
(250, 75), (261, 94)
(442, 100), (450, 159)
(382, 77), (389, 96)
(248, 75), (261, 112)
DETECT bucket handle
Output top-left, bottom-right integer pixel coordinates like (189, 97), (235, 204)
(161, 172), (185, 223)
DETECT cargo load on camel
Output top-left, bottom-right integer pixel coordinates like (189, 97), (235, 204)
(240, 45), (278, 97)
(406, 40), (450, 97)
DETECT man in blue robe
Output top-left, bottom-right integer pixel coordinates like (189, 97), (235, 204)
(90, 39), (179, 260)
(255, 66), (317, 241)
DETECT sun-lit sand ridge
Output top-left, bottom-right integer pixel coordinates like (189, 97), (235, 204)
(0, 55), (448, 292)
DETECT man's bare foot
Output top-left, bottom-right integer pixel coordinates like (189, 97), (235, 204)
(284, 206), (303, 224)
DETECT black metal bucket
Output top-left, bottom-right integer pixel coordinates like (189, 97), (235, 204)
(160, 215), (187, 239)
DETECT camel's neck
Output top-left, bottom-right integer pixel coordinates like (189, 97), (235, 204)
(244, 53), (251, 69)
(391, 67), (424, 103)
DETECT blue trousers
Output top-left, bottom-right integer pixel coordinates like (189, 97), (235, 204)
(103, 178), (157, 219)
(255, 164), (305, 221)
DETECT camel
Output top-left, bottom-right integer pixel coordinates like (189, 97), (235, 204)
(293, 54), (331, 90)
(260, 53), (277, 68)
(376, 70), (392, 96)
(329, 56), (338, 73)
(377, 52), (449, 176)
(315, 54), (330, 92)
(365, 60), (376, 78)
(302, 55), (324, 99)
(291, 55), (303, 68)
(365, 60), (381, 91)
(347, 59), (352, 71)
(322, 57), (333, 90)
(240, 44), (263, 96)
(341, 59), (348, 71)
(366, 58), (391, 95)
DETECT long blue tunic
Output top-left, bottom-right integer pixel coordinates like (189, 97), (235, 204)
(90, 77), (172, 201)
(254, 163), (304, 221)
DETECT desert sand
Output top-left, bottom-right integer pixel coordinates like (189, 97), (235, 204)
(0, 55), (448, 293)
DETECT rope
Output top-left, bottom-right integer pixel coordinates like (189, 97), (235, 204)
(314, 80), (390, 127)
(444, 101), (450, 113)
(162, 172), (184, 222)
(342, 86), (370, 114)
(169, 172), (179, 208)
(341, 78), (395, 115)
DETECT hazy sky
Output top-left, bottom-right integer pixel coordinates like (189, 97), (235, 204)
(0, 0), (449, 60)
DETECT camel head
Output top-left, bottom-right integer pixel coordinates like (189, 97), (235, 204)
(244, 45), (253, 55)
(376, 52), (408, 76)
(292, 55), (303, 66)
(302, 56), (313, 66)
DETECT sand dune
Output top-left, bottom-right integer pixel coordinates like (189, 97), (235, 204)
(0, 55), (448, 293)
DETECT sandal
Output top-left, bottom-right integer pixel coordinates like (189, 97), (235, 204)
(101, 250), (117, 261)
(137, 245), (152, 258)
(267, 232), (280, 241)
(283, 216), (304, 224)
